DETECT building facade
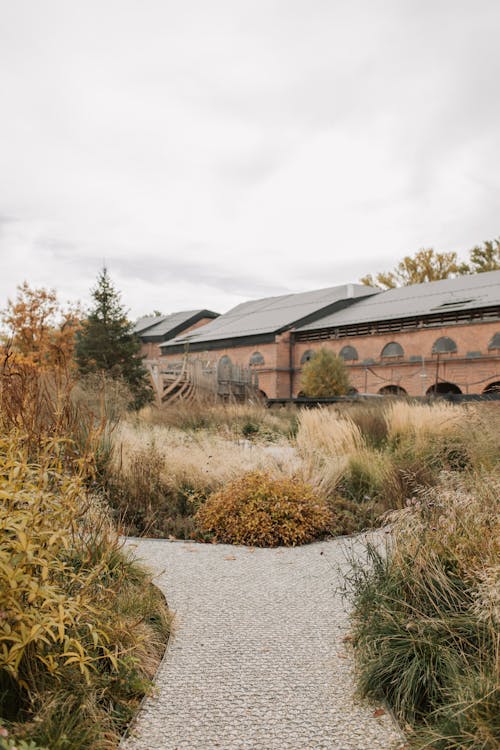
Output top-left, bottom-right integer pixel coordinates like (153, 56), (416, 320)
(156, 271), (500, 399)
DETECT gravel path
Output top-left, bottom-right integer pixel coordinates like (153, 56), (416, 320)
(121, 536), (405, 750)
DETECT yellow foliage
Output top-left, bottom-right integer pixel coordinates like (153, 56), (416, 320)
(196, 471), (333, 547)
(0, 434), (116, 685)
(300, 348), (349, 397)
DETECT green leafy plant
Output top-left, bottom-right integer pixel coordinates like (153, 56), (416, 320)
(300, 348), (350, 397)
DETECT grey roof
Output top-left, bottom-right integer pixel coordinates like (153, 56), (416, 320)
(133, 310), (218, 340)
(296, 270), (500, 332)
(161, 284), (377, 348)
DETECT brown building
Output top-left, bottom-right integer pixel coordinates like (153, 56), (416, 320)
(160, 284), (375, 398)
(158, 271), (500, 399)
(134, 309), (219, 359)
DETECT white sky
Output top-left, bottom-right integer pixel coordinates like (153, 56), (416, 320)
(1, 0), (499, 319)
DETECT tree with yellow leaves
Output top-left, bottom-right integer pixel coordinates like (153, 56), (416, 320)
(361, 239), (500, 289)
(1, 282), (81, 367)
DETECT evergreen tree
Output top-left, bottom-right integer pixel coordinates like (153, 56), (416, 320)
(75, 268), (152, 408)
(300, 348), (350, 397)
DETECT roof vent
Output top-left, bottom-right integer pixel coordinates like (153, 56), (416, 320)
(431, 298), (474, 311)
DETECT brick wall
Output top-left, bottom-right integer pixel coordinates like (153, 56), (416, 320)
(293, 320), (500, 396)
(157, 319), (500, 398)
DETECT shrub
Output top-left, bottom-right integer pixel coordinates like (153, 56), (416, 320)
(0, 434), (170, 749)
(300, 348), (350, 397)
(0, 356), (169, 749)
(196, 471), (334, 547)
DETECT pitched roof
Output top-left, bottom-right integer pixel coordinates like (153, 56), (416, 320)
(295, 270), (500, 332)
(133, 309), (219, 342)
(161, 284), (377, 349)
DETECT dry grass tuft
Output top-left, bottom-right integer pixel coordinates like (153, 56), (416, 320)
(296, 407), (365, 457)
(385, 400), (464, 442)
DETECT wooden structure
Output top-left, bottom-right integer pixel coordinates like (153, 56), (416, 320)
(146, 357), (261, 405)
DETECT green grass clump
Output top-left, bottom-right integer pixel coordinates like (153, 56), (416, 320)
(196, 471), (334, 547)
(349, 473), (499, 749)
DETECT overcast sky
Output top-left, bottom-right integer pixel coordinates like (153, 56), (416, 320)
(1, 0), (499, 319)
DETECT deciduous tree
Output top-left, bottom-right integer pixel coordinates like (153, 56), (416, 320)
(360, 249), (469, 289)
(361, 238), (500, 289)
(468, 239), (500, 273)
(0, 282), (81, 367)
(300, 348), (350, 398)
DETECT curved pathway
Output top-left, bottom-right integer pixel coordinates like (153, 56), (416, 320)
(121, 536), (404, 750)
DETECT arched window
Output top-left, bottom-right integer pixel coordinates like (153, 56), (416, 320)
(483, 381), (500, 394)
(381, 341), (404, 359)
(378, 385), (407, 396)
(339, 345), (358, 361)
(217, 355), (232, 380)
(249, 351), (265, 366)
(426, 382), (462, 395)
(300, 349), (316, 364)
(432, 337), (457, 354)
(488, 332), (500, 350)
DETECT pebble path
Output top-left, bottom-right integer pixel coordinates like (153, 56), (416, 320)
(121, 536), (405, 750)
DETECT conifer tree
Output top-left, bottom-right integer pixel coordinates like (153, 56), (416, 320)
(75, 268), (151, 408)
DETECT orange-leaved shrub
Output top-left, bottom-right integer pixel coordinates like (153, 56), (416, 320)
(196, 471), (334, 547)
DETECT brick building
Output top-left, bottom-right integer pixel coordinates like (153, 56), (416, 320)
(133, 309), (219, 359)
(155, 271), (500, 398)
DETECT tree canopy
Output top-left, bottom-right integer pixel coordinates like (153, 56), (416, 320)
(361, 238), (500, 289)
(0, 282), (81, 367)
(74, 268), (152, 409)
(300, 349), (350, 398)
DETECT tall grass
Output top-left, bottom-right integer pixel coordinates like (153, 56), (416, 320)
(105, 421), (297, 537)
(349, 473), (500, 749)
(139, 400), (298, 438)
(110, 400), (499, 540)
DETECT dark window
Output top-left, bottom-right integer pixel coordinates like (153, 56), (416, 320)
(488, 332), (500, 350)
(409, 355), (423, 362)
(249, 351), (265, 366)
(466, 351), (481, 359)
(381, 341), (404, 358)
(378, 385), (407, 395)
(483, 381), (500, 393)
(432, 337), (457, 354)
(426, 382), (462, 395)
(300, 349), (316, 364)
(339, 345), (358, 361)
(362, 358), (375, 365)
